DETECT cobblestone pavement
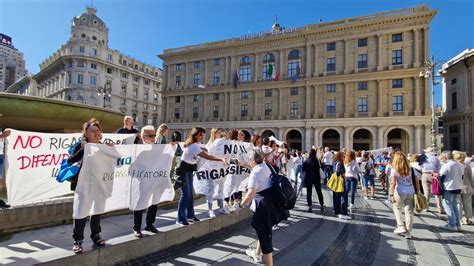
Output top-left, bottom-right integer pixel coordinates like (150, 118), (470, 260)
(119, 184), (474, 266)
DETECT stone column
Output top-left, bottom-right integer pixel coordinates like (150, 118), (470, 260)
(423, 27), (430, 62)
(344, 82), (350, 117)
(313, 44), (319, 77)
(162, 97), (167, 122)
(377, 80), (383, 117)
(278, 129), (284, 142)
(414, 29), (420, 67)
(254, 53), (260, 81)
(460, 123), (466, 151)
(229, 91), (234, 120)
(306, 44), (312, 76)
(230, 57), (236, 83)
(226, 56), (231, 84)
(377, 126), (384, 149)
(224, 92), (229, 120)
(203, 60), (207, 85)
(313, 85), (319, 118)
(184, 62), (188, 87)
(164, 65), (170, 89)
(344, 39), (349, 74)
(305, 127), (311, 151)
(202, 93), (207, 119)
(182, 95), (187, 120)
(343, 126), (351, 150)
(409, 126), (415, 154)
(377, 34), (383, 71)
(253, 90), (258, 119)
(424, 125), (431, 150)
(313, 128), (319, 148)
(278, 88), (283, 119)
(424, 78), (431, 116)
(415, 125), (422, 153)
(279, 50), (285, 79)
(305, 85), (311, 119)
(414, 77), (420, 115)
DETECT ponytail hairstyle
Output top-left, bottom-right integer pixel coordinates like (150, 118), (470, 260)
(184, 127), (206, 147)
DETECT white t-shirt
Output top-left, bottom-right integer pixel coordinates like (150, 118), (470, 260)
(323, 151), (334, 165)
(181, 143), (202, 164)
(248, 163), (272, 193)
(440, 160), (464, 191)
(345, 160), (360, 178)
(262, 145), (274, 162)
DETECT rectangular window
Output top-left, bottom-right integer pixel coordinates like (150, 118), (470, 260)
(175, 75), (181, 87)
(213, 93), (219, 100)
(193, 107), (199, 118)
(213, 106), (219, 118)
(452, 92), (457, 109)
(240, 104), (248, 117)
(358, 97), (368, 112)
(176, 64), (182, 71)
(175, 96), (180, 103)
(392, 79), (403, 88)
(214, 58), (220, 66)
(239, 66), (251, 81)
(153, 105), (157, 111)
(77, 60), (84, 67)
(122, 72), (128, 79)
(392, 96), (403, 111)
(153, 93), (158, 100)
(327, 58), (336, 72)
(326, 84), (336, 93)
(90, 63), (97, 69)
(264, 103), (272, 116)
(121, 98), (126, 105)
(358, 54), (368, 68)
(451, 78), (457, 85)
(93, 48), (97, 56)
(144, 90), (149, 100)
(143, 103), (148, 110)
(194, 61), (201, 68)
(358, 38), (368, 47)
(358, 82), (368, 90)
(392, 50), (403, 65)
(107, 67), (112, 74)
(327, 99), (336, 114)
(68, 73), (72, 84)
(193, 95), (200, 102)
(241, 91), (249, 99)
(133, 87), (138, 97)
(144, 80), (150, 85)
(392, 33), (403, 42)
(213, 71), (220, 84)
(121, 84), (127, 95)
(108, 54), (113, 61)
(79, 46), (85, 53)
(290, 102), (298, 115)
(133, 101), (137, 108)
(133, 76), (139, 82)
(193, 73), (200, 85)
(77, 74), (83, 84)
(90, 76), (97, 86)
(327, 42), (336, 51)
(265, 89), (272, 97)
(174, 108), (180, 119)
(290, 87), (298, 96)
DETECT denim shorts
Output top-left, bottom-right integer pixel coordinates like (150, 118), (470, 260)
(362, 174), (375, 187)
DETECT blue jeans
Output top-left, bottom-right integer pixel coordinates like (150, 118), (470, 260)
(324, 165), (333, 184)
(361, 174), (375, 188)
(295, 165), (302, 184)
(177, 170), (195, 223)
(346, 177), (358, 205)
(333, 189), (348, 215)
(443, 191), (461, 227)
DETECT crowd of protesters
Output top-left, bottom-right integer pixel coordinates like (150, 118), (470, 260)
(1, 116), (473, 266)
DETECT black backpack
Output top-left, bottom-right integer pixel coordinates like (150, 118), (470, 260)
(266, 163), (296, 210)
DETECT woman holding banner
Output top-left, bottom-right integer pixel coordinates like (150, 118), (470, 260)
(176, 127), (227, 226)
(69, 119), (107, 254)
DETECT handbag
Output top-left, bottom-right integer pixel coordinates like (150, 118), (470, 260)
(56, 159), (80, 183)
(411, 168), (428, 212)
(327, 163), (344, 193)
(431, 176), (442, 196)
(172, 161), (197, 190)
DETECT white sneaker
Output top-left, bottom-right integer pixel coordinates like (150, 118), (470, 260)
(338, 214), (352, 220)
(364, 196), (369, 200)
(245, 248), (262, 263)
(404, 232), (412, 239)
(394, 227), (407, 234)
(208, 210), (216, 218)
(218, 207), (230, 214)
(349, 204), (353, 210)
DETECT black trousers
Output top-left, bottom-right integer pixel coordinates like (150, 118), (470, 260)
(306, 178), (324, 206)
(73, 214), (101, 242)
(133, 204), (158, 231)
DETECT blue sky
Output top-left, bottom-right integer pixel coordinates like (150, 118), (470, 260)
(1, 0), (473, 105)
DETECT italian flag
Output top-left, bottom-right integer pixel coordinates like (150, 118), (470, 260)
(267, 64), (279, 80)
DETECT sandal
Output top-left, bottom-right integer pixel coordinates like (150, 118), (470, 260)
(73, 241), (83, 254)
(92, 237), (106, 247)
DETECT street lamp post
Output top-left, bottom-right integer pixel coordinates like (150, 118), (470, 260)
(420, 56), (444, 152)
(97, 83), (112, 108)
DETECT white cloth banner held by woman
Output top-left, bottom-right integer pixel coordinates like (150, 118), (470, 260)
(73, 143), (175, 219)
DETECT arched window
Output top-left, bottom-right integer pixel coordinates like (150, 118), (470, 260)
(287, 50), (301, 77)
(262, 53), (275, 80)
(239, 56), (252, 81)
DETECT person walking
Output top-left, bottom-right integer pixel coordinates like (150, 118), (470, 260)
(389, 151), (419, 239)
(132, 125), (160, 237)
(439, 151), (465, 231)
(69, 119), (108, 254)
(453, 151), (473, 225)
(344, 151), (360, 210)
(360, 153), (376, 199)
(176, 127), (227, 226)
(376, 151), (390, 194)
(421, 147), (444, 214)
(302, 149), (324, 213)
(332, 151), (351, 220)
(322, 147), (334, 185)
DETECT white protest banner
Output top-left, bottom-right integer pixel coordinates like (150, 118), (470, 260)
(4, 129), (135, 206)
(367, 147), (393, 158)
(193, 139), (252, 198)
(73, 143), (175, 219)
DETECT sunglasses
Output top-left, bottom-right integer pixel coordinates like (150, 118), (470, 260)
(145, 134), (157, 138)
